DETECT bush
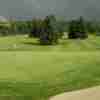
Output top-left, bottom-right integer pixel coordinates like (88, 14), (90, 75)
(0, 24), (10, 36)
(68, 17), (88, 39)
(29, 19), (43, 38)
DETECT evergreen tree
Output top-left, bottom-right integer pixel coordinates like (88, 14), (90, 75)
(68, 16), (88, 39)
(40, 15), (59, 45)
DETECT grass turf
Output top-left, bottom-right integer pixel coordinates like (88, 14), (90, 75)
(0, 35), (99, 100)
(0, 35), (98, 51)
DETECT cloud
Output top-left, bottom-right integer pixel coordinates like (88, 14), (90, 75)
(32, 0), (41, 9)
(0, 0), (100, 20)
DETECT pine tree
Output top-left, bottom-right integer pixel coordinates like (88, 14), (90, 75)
(40, 15), (58, 45)
(68, 16), (88, 39)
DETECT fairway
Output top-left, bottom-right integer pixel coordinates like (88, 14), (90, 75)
(0, 35), (98, 51)
(0, 51), (99, 100)
(0, 35), (99, 100)
(0, 1), (100, 99)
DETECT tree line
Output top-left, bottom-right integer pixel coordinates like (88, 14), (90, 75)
(0, 15), (98, 44)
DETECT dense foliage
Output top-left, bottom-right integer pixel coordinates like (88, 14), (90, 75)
(29, 19), (43, 38)
(40, 15), (59, 45)
(68, 17), (88, 39)
(0, 15), (99, 39)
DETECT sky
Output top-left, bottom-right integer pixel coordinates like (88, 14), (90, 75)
(0, 0), (100, 20)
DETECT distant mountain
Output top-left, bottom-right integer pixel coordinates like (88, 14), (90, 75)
(7, 16), (33, 21)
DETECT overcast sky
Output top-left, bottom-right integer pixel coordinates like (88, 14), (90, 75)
(0, 0), (100, 20)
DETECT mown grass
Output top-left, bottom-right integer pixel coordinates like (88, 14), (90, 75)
(0, 35), (98, 51)
(0, 35), (99, 100)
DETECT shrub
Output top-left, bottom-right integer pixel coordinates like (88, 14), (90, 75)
(29, 19), (43, 38)
(68, 17), (88, 39)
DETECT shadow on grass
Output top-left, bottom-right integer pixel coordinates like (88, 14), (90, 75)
(0, 80), (49, 100)
(22, 41), (55, 47)
(0, 79), (99, 100)
(22, 42), (40, 46)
